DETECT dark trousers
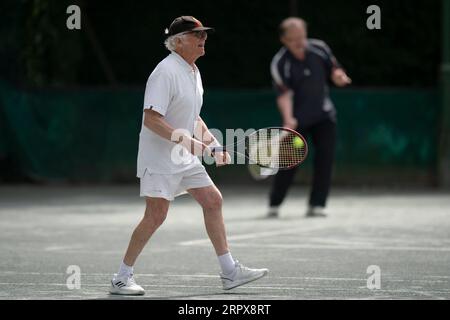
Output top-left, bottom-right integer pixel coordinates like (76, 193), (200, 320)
(269, 119), (336, 207)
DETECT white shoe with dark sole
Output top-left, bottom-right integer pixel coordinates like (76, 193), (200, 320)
(109, 274), (145, 296)
(220, 261), (269, 290)
(306, 206), (327, 218)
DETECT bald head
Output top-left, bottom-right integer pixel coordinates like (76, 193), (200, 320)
(279, 17), (307, 37)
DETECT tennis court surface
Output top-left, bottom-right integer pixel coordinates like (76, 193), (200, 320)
(0, 185), (449, 300)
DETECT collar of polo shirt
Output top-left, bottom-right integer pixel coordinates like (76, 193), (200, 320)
(171, 51), (198, 73)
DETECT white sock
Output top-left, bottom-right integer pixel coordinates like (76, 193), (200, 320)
(218, 252), (236, 275)
(117, 261), (133, 278)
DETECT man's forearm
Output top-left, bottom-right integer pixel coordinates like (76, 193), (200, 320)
(144, 110), (206, 155)
(195, 116), (231, 166)
(144, 111), (176, 141)
(196, 117), (221, 146)
(277, 92), (294, 122)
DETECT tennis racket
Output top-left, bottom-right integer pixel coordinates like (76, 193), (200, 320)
(211, 127), (308, 170)
(247, 163), (278, 180)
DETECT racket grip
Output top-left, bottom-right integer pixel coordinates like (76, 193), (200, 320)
(210, 146), (225, 155)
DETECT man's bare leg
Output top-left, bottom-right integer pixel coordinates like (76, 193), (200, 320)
(123, 197), (170, 266)
(188, 184), (269, 289)
(110, 197), (169, 295)
(188, 185), (228, 256)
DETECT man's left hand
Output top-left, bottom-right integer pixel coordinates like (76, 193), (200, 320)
(331, 68), (352, 87)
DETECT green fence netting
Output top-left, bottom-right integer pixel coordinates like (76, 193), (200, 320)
(0, 79), (439, 183)
(0, 80), (143, 182)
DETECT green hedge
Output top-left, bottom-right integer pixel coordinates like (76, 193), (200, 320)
(0, 0), (441, 87)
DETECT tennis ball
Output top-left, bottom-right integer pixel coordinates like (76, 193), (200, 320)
(292, 136), (304, 148)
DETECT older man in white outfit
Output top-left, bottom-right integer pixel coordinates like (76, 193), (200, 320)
(109, 16), (268, 295)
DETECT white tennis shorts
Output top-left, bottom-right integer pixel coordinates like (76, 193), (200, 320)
(140, 165), (213, 201)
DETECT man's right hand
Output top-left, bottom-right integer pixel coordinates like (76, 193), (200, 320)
(283, 117), (298, 130)
(213, 151), (231, 167)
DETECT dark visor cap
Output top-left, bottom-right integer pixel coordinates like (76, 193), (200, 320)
(165, 16), (214, 37)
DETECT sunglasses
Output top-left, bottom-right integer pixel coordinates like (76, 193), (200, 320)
(183, 30), (208, 39)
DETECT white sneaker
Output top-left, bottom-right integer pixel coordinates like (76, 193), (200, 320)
(220, 260), (269, 290)
(306, 206), (327, 217)
(109, 274), (145, 295)
(267, 206), (279, 218)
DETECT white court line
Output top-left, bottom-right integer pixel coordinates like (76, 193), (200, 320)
(178, 225), (328, 246)
(177, 225), (450, 252)
(229, 243), (450, 252)
(409, 290), (446, 299)
(1, 272), (448, 285)
(0, 272), (360, 281)
(179, 233), (450, 251)
(1, 282), (449, 296)
(44, 245), (85, 252)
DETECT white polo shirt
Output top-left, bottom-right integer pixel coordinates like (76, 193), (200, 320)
(137, 51), (204, 177)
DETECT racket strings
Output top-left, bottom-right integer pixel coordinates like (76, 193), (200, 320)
(247, 129), (306, 169)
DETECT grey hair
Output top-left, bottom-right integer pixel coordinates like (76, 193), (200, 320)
(164, 34), (185, 51)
